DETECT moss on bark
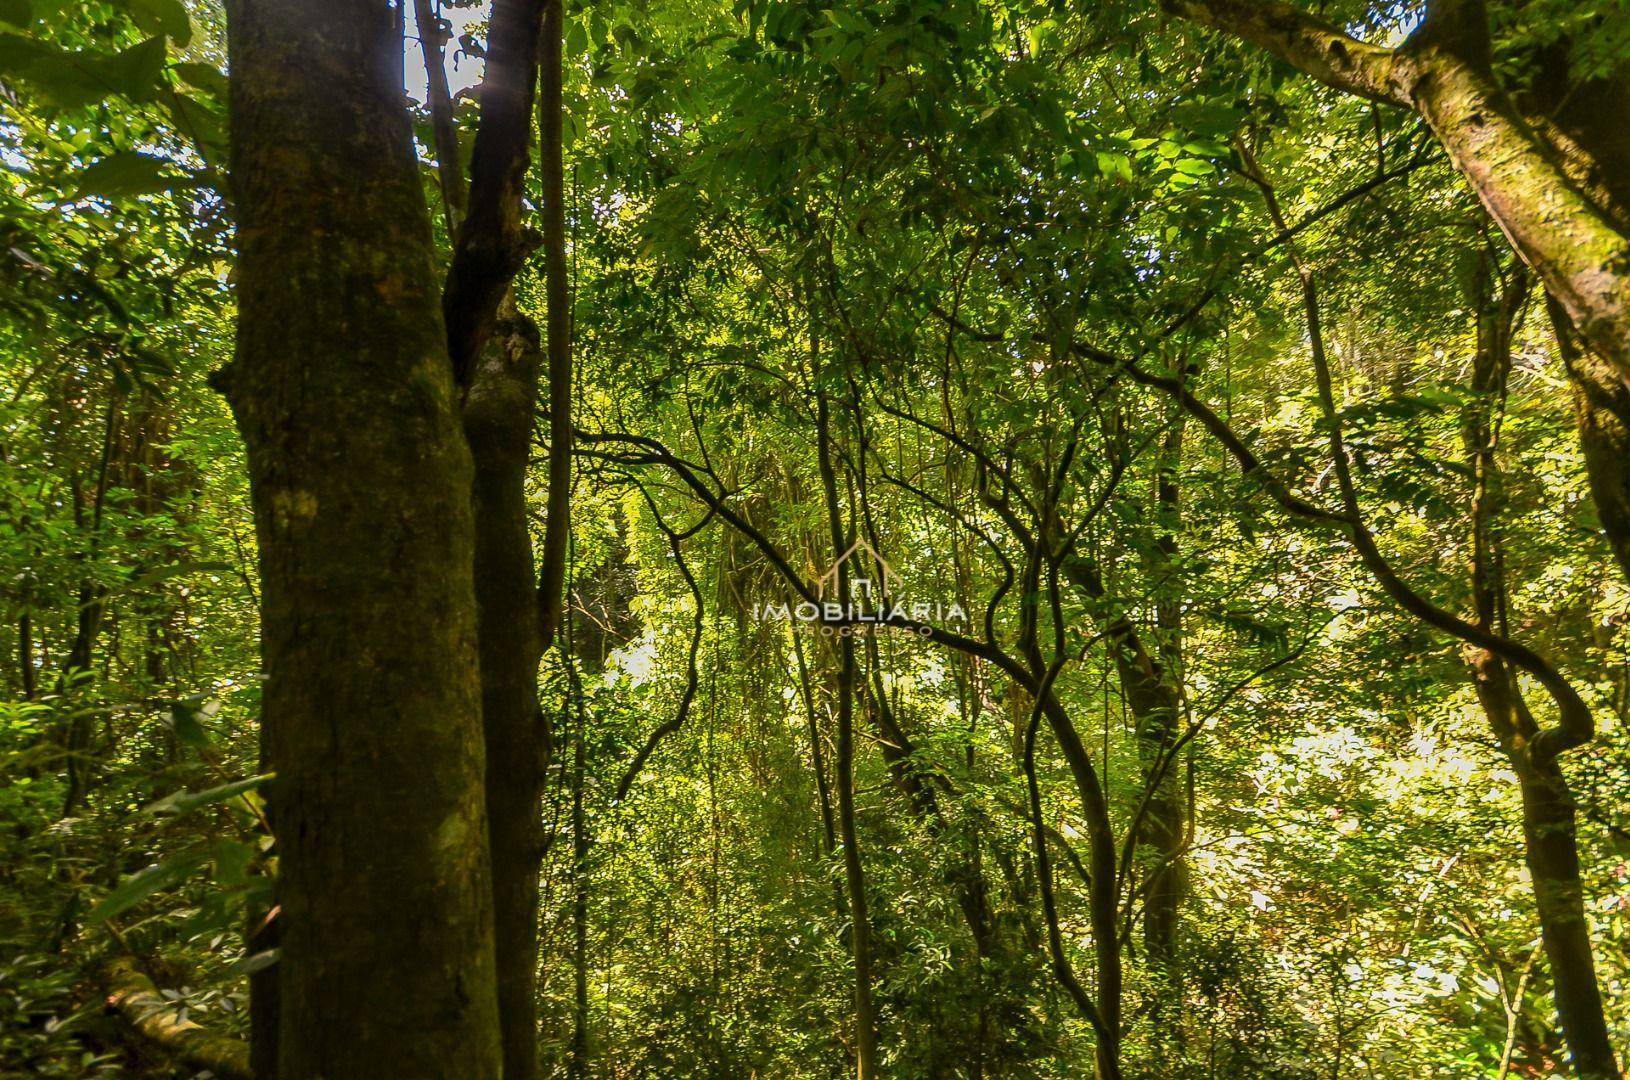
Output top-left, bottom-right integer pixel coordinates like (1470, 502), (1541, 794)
(221, 1), (502, 1075)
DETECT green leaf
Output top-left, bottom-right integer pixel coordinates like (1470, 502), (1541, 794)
(0, 34), (167, 109)
(565, 20), (588, 56)
(0, 34), (102, 108)
(115, 0), (192, 46)
(0, 0), (32, 30)
(86, 852), (207, 925)
(171, 61), (225, 98)
(212, 838), (256, 887)
(231, 949), (279, 977)
(72, 151), (187, 200)
(98, 36), (167, 101)
(123, 559), (234, 592)
(166, 697), (220, 749)
(165, 90), (226, 166)
(146, 773), (274, 818)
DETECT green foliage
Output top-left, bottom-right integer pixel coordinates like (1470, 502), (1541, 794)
(1, 0), (1627, 1075)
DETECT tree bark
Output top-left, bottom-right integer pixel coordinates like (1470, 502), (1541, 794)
(59, 395), (121, 819)
(102, 958), (252, 1080)
(418, 0), (567, 1069)
(465, 313), (548, 1080)
(443, 0), (548, 383)
(1141, 414), (1188, 973)
(792, 629), (838, 858)
(860, 650), (999, 958)
(816, 390), (878, 1080)
(17, 612), (34, 700)
(220, 1), (501, 1075)
(1551, 298), (1630, 585)
(1063, 557), (1188, 970)
(1015, 506), (1122, 1078)
(535, 0), (573, 653)
(1461, 265), (1622, 1080)
(1466, 650), (1622, 1080)
(569, 664), (589, 1079)
(1517, 48), (1630, 589)
(1025, 648), (1123, 1080)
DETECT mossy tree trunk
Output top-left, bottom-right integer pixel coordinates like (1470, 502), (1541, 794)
(464, 312), (549, 1080)
(1168, 0), (1630, 388)
(220, 1), (501, 1075)
(1551, 300), (1630, 586)
(1461, 265), (1621, 1080)
(421, 0), (565, 1069)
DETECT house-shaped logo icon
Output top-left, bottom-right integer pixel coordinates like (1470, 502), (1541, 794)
(817, 538), (901, 602)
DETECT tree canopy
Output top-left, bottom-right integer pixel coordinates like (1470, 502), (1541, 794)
(0, 0), (1626, 1077)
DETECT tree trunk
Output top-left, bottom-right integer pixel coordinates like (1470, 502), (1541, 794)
(570, 679), (589, 1079)
(1061, 555), (1185, 974)
(1514, 749), (1620, 1080)
(792, 628), (838, 859)
(102, 957), (252, 1080)
(1466, 653), (1622, 1080)
(1139, 412), (1188, 973)
(1461, 266), (1622, 1080)
(861, 656), (998, 958)
(59, 395), (121, 820)
(1398, 26), (1630, 386)
(1550, 298), (1630, 585)
(465, 313), (548, 1080)
(816, 390), (878, 1079)
(220, 1), (501, 1075)
(1167, 0), (1630, 386)
(417, 0), (564, 1068)
(411, 0), (467, 236)
(1027, 678), (1124, 1080)
(17, 613), (34, 699)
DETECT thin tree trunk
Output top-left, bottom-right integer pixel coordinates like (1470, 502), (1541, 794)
(417, 0), (566, 1069)
(815, 389), (878, 1079)
(792, 628), (838, 858)
(569, 676), (589, 1080)
(792, 625), (848, 932)
(1028, 611), (1123, 1080)
(1460, 263), (1621, 1080)
(412, 0), (466, 236)
(466, 312), (549, 1080)
(17, 613), (34, 700)
(534, 0), (573, 654)
(860, 649), (998, 957)
(60, 395), (121, 819)
(847, 382), (1001, 961)
(1142, 415), (1187, 967)
(219, 1), (501, 1074)
(1514, 750), (1618, 1080)
(1495, 942), (1541, 1080)
(1465, 642), (1621, 1079)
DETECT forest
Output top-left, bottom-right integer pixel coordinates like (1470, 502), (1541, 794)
(0, 0), (1627, 1076)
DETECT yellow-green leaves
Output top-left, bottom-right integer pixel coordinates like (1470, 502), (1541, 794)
(112, 0), (191, 47)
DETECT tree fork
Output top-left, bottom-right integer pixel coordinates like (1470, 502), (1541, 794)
(221, 0), (501, 1074)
